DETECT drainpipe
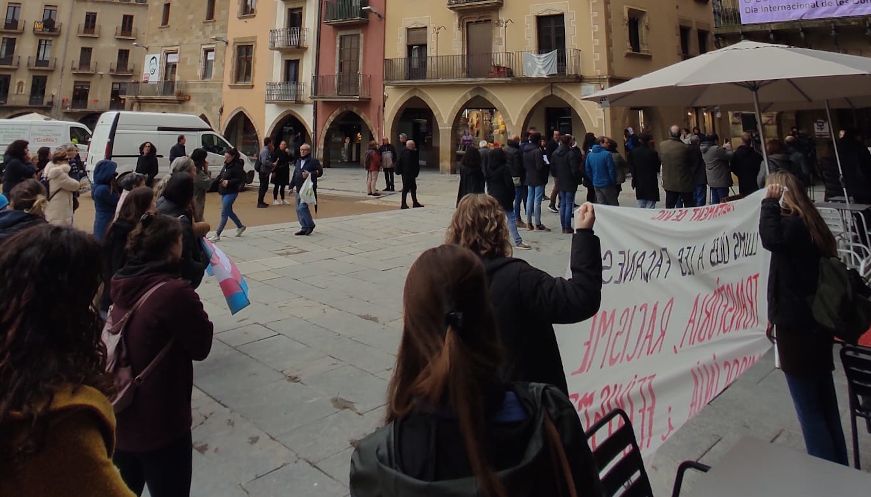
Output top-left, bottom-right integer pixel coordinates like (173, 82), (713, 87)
(313, 0), (322, 156)
(52, 5), (76, 119)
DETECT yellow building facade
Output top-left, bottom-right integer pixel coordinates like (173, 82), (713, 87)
(384, 0), (714, 172)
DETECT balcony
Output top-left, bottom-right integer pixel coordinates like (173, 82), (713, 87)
(71, 60), (98, 75)
(33, 21), (61, 36)
(384, 49), (582, 84)
(0, 94), (52, 108)
(446, 0), (503, 11)
(65, 98), (107, 113)
(0, 55), (19, 68)
(109, 63), (136, 77)
(269, 27), (307, 50)
(310, 74), (370, 101)
(323, 0), (368, 26)
(77, 24), (100, 37)
(114, 27), (136, 40)
(27, 57), (56, 71)
(0, 19), (23, 34)
(266, 82), (306, 103)
(123, 80), (191, 103)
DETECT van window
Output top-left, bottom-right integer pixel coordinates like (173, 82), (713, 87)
(70, 126), (91, 145)
(202, 133), (231, 155)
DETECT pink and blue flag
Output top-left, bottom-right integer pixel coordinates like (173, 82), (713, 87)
(201, 238), (251, 315)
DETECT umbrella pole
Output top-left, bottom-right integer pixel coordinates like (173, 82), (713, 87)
(752, 88), (770, 188)
(825, 99), (851, 207)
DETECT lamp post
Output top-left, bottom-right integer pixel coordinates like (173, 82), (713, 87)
(495, 19), (513, 51)
(433, 25), (446, 57)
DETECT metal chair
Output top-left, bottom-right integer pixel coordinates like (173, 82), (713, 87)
(840, 344), (871, 469)
(818, 207), (871, 276)
(584, 409), (710, 497)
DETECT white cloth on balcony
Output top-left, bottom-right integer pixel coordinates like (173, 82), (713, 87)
(522, 50), (558, 78)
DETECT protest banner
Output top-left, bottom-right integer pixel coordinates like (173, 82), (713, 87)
(556, 191), (772, 456)
(739, 1), (871, 25)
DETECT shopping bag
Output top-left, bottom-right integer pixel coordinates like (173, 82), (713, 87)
(300, 176), (317, 206)
(201, 238), (251, 315)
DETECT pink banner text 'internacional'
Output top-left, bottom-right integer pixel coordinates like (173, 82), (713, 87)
(739, 0), (871, 25)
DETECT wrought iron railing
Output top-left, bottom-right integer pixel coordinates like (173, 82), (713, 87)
(1, 19), (23, 33)
(27, 57), (56, 70)
(269, 28), (307, 50)
(124, 80), (188, 98)
(266, 82), (306, 102)
(384, 49), (581, 82)
(323, 0), (368, 23)
(109, 63), (135, 75)
(0, 55), (18, 67)
(77, 24), (100, 36)
(115, 26), (136, 39)
(712, 0), (742, 29)
(33, 20), (61, 35)
(71, 60), (97, 73)
(311, 74), (371, 98)
(0, 94), (51, 107)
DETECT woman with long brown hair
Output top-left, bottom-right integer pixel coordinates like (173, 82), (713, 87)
(760, 170), (847, 465)
(350, 245), (603, 497)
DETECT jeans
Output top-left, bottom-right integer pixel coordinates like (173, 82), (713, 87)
(273, 184), (286, 200)
(216, 193), (243, 235)
(638, 199), (657, 209)
(114, 431), (192, 497)
(526, 185), (545, 225)
(559, 190), (576, 230)
(595, 186), (619, 206)
(666, 191), (695, 209)
(257, 172), (271, 204)
(383, 168), (395, 190)
(506, 208), (522, 245)
(784, 372), (849, 465)
(513, 185), (527, 221)
(295, 190), (315, 230)
(694, 184), (707, 207)
(710, 186), (729, 205)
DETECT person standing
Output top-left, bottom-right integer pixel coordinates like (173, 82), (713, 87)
(102, 186), (155, 314)
(504, 136), (526, 225)
(760, 172), (848, 466)
(0, 179), (47, 243)
(660, 125), (695, 208)
(290, 143), (323, 235)
(271, 140), (292, 204)
(35, 146), (51, 174)
(188, 149), (211, 222)
(837, 128), (871, 203)
(457, 145), (485, 206)
(585, 136), (619, 206)
(44, 148), (82, 226)
(2, 140), (35, 195)
(624, 127), (639, 154)
(397, 139), (423, 210)
(485, 149), (530, 250)
(157, 173), (209, 287)
(701, 133), (733, 205)
(111, 214), (214, 497)
(546, 130), (562, 213)
(730, 132), (763, 197)
(478, 140), (491, 174)
(379, 137), (397, 192)
(688, 135), (707, 207)
(523, 132), (549, 231)
(256, 138), (275, 208)
(581, 132), (598, 204)
(0, 225), (137, 497)
(552, 135), (581, 233)
(607, 138), (629, 196)
(136, 142), (159, 187)
(169, 135), (187, 163)
(211, 149), (246, 241)
(364, 140), (382, 196)
(766, 139), (798, 179)
(92, 160), (120, 242)
(628, 133), (661, 208)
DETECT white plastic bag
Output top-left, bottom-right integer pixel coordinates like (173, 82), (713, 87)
(300, 176), (317, 206)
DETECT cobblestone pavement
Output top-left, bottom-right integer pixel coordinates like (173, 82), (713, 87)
(183, 169), (869, 497)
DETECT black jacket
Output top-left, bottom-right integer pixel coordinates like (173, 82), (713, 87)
(551, 145), (580, 193)
(169, 143), (186, 163)
(397, 149), (420, 179)
(504, 142), (524, 183)
(483, 230), (602, 394)
(156, 197), (208, 288)
(457, 153), (485, 206)
(350, 382), (605, 497)
(2, 156), (36, 195)
(0, 210), (44, 244)
(730, 145), (762, 196)
(217, 159), (246, 194)
(135, 154), (159, 187)
(291, 156), (323, 190)
(100, 219), (136, 312)
(628, 144), (661, 201)
(759, 198), (833, 376)
(485, 155), (515, 211)
(837, 139), (871, 203)
(522, 142), (547, 186)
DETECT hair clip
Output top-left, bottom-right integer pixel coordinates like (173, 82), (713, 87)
(445, 311), (464, 331)
(139, 212), (154, 227)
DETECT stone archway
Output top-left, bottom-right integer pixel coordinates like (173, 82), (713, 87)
(319, 107), (375, 167)
(268, 109), (313, 160)
(446, 88), (514, 173)
(388, 95), (441, 169)
(515, 85), (598, 138)
(224, 109), (260, 157)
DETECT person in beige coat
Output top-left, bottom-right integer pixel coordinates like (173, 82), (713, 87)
(44, 149), (82, 226)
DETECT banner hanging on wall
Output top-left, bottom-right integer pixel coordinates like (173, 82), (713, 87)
(739, 1), (871, 25)
(143, 53), (161, 83)
(557, 191), (773, 456)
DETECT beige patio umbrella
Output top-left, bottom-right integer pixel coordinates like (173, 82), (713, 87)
(583, 41), (871, 201)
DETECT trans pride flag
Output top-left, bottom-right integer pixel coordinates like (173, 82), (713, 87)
(201, 238), (251, 315)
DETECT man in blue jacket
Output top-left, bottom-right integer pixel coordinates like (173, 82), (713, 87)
(290, 143), (323, 236)
(584, 136), (619, 206)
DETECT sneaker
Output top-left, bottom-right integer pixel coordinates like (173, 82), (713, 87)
(536, 225), (551, 232)
(272, 199), (281, 205)
(281, 199), (289, 205)
(257, 203), (269, 209)
(401, 205), (409, 210)
(547, 206), (559, 213)
(235, 226), (246, 237)
(208, 235), (220, 242)
(515, 242), (531, 250)
(413, 203), (424, 208)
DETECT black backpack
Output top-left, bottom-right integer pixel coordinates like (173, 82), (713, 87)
(810, 257), (871, 344)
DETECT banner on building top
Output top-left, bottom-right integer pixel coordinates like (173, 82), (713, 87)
(739, 0), (871, 25)
(556, 190), (772, 456)
(143, 54), (161, 83)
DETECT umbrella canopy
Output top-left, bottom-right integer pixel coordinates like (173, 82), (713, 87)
(583, 41), (871, 108)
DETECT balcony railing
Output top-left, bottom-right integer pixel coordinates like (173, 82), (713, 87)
(114, 27), (136, 39)
(266, 82), (306, 103)
(33, 21), (61, 36)
(0, 55), (19, 68)
(109, 63), (135, 76)
(0, 19), (23, 33)
(311, 74), (371, 100)
(124, 80), (189, 99)
(712, 0), (741, 29)
(0, 94), (52, 107)
(27, 57), (56, 70)
(447, 0), (503, 11)
(269, 27), (307, 50)
(384, 49), (582, 83)
(71, 60), (98, 74)
(77, 24), (100, 37)
(323, 0), (368, 25)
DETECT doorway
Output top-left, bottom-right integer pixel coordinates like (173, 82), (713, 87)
(338, 34), (360, 95)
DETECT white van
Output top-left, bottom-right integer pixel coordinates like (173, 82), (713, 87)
(0, 114), (91, 164)
(87, 111), (255, 182)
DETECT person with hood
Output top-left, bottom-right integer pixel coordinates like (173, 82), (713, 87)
(701, 133), (733, 205)
(485, 148), (530, 250)
(730, 132), (763, 196)
(135, 142), (159, 187)
(44, 148), (82, 226)
(628, 133), (661, 208)
(379, 137), (397, 192)
(0, 179), (47, 244)
(189, 148), (212, 221)
(0, 225), (136, 497)
(110, 213), (213, 497)
(398, 140), (423, 210)
(92, 160), (120, 242)
(504, 136), (525, 224)
(660, 125), (695, 208)
(523, 132), (549, 231)
(585, 136), (619, 206)
(211, 148), (247, 241)
(551, 135), (581, 233)
(156, 173), (209, 288)
(457, 145), (485, 206)
(2, 140), (35, 195)
(350, 243), (604, 497)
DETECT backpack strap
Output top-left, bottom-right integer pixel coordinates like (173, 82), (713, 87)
(544, 412), (580, 497)
(110, 281), (168, 333)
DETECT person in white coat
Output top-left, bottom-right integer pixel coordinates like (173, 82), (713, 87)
(44, 148), (82, 226)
